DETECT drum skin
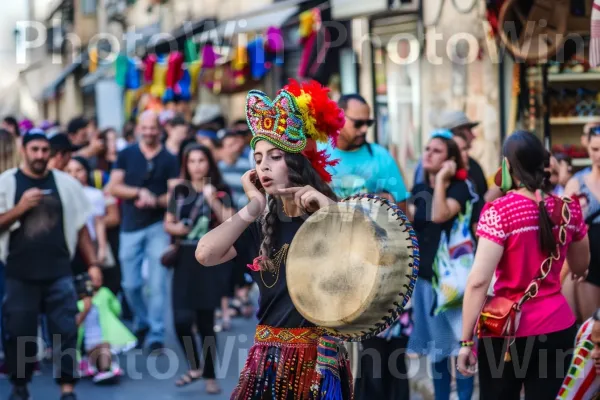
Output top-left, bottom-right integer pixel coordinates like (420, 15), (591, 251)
(286, 194), (419, 341)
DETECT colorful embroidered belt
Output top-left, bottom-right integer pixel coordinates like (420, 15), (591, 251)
(254, 325), (322, 345)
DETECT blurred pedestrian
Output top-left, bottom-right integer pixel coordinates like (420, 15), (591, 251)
(458, 131), (589, 400)
(164, 115), (189, 157)
(0, 129), (101, 400)
(321, 94), (409, 206)
(107, 111), (179, 353)
(165, 144), (234, 394)
(48, 133), (75, 172)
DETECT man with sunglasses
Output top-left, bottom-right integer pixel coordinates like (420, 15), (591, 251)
(320, 94), (409, 206)
(107, 111), (179, 354)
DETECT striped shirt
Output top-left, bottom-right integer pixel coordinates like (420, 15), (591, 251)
(218, 156), (251, 211)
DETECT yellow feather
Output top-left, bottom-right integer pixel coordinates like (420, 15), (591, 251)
(294, 92), (327, 142)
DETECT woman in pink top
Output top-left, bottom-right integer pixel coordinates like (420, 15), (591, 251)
(457, 131), (590, 400)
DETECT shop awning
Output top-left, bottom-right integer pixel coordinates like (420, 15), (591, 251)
(330, 0), (419, 20)
(145, 18), (217, 55)
(196, 0), (313, 44)
(40, 59), (82, 100)
(79, 63), (114, 90)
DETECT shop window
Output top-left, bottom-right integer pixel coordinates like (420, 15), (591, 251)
(372, 35), (422, 185)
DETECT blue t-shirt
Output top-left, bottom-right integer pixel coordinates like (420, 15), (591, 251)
(115, 144), (179, 232)
(319, 142), (409, 202)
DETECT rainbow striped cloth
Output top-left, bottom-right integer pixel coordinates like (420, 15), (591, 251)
(557, 318), (600, 400)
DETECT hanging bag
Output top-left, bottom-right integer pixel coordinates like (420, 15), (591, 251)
(160, 193), (206, 268)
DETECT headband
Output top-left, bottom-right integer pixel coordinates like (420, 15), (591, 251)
(245, 79), (345, 182)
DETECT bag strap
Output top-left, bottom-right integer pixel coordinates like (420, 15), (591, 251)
(515, 194), (572, 310)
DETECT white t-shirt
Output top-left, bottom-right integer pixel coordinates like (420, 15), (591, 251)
(83, 186), (106, 241)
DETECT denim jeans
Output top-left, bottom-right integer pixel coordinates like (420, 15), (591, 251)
(119, 221), (169, 346)
(432, 357), (474, 400)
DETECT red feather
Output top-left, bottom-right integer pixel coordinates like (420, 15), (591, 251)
(284, 79), (344, 146)
(302, 148), (339, 183)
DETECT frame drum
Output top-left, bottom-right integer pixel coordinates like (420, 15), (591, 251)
(286, 194), (419, 341)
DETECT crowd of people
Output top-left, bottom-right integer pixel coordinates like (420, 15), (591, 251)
(0, 78), (599, 400)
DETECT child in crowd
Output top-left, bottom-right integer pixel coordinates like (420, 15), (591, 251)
(75, 273), (136, 384)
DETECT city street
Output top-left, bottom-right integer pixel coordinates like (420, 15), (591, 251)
(0, 274), (258, 400)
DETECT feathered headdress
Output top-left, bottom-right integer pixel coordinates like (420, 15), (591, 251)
(245, 79), (344, 182)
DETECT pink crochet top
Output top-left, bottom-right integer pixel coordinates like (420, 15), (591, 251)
(477, 192), (587, 337)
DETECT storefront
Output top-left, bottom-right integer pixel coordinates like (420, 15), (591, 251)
(492, 1), (597, 170)
(331, 0), (422, 183)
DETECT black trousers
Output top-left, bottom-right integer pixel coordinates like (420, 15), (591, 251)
(1, 276), (79, 386)
(174, 308), (217, 379)
(478, 325), (577, 400)
(354, 336), (410, 400)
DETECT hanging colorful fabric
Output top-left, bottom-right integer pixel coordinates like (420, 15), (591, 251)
(184, 39), (199, 63)
(299, 9), (316, 39)
(298, 9), (319, 78)
(175, 68), (192, 101)
(163, 51), (184, 102)
(123, 89), (137, 121)
(149, 61), (167, 99)
(201, 42), (218, 69)
(232, 45), (248, 85)
(247, 37), (268, 80)
(188, 61), (201, 95)
(143, 55), (157, 84)
(125, 58), (141, 90)
(115, 54), (128, 87)
(89, 48), (98, 73)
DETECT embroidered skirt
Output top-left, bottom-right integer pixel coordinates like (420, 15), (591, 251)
(231, 325), (354, 400)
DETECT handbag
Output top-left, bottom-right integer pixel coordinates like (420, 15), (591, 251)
(160, 192), (206, 268)
(477, 195), (572, 360)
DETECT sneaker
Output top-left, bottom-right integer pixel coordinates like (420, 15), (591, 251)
(60, 393), (77, 400)
(79, 358), (97, 378)
(9, 386), (30, 400)
(93, 369), (118, 384)
(147, 342), (164, 355)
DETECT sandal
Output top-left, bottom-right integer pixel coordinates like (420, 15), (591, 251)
(175, 370), (203, 387)
(205, 379), (222, 394)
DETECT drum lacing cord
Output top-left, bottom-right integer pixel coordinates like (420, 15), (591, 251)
(335, 193), (420, 342)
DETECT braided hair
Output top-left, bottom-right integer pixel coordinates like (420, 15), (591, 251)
(257, 152), (337, 272)
(504, 130), (557, 255)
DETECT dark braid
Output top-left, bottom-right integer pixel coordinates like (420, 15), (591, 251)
(258, 196), (278, 272)
(257, 151), (337, 271)
(504, 131), (557, 255)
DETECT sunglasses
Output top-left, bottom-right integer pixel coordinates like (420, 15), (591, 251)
(346, 116), (375, 129)
(590, 126), (600, 135)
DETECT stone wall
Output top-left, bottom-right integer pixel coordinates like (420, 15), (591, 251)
(421, 0), (500, 178)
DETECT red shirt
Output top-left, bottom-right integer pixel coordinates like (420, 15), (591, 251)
(477, 192), (587, 337)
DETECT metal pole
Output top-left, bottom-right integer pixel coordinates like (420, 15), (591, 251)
(542, 63), (550, 149)
(498, 58), (506, 148)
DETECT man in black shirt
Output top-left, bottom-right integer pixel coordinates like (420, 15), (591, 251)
(108, 110), (179, 353)
(0, 129), (100, 400)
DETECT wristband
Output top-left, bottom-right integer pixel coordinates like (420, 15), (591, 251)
(459, 340), (474, 348)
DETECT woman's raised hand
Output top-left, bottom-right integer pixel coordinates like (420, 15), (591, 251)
(275, 186), (335, 214)
(241, 170), (267, 209)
